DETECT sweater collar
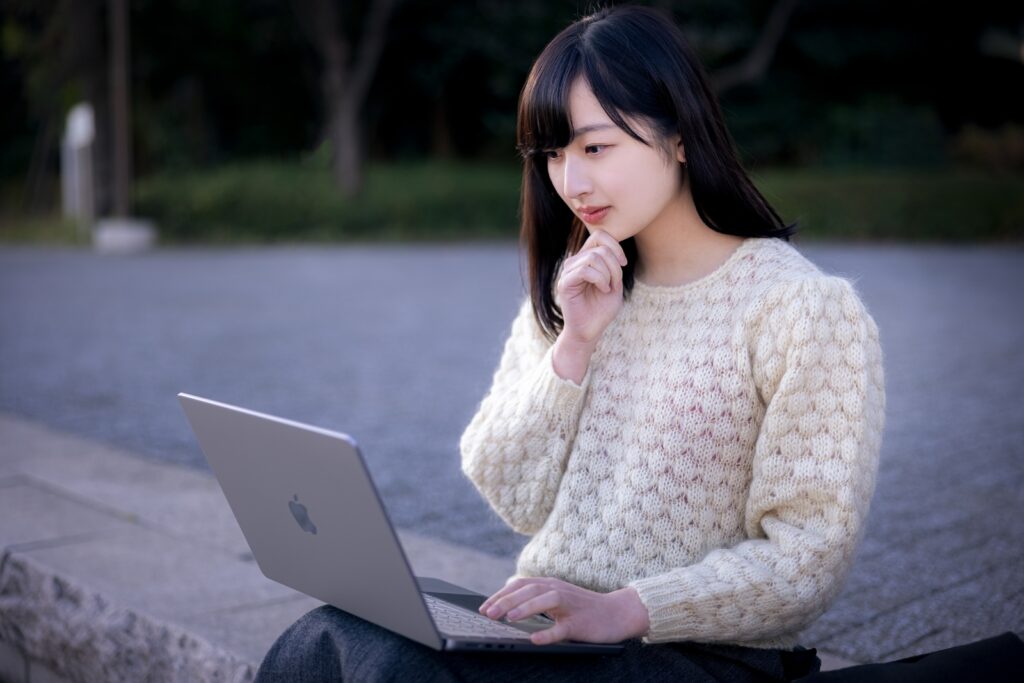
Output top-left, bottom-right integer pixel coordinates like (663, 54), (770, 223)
(629, 237), (762, 301)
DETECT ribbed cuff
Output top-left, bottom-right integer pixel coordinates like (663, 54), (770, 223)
(628, 573), (701, 644)
(534, 344), (592, 407)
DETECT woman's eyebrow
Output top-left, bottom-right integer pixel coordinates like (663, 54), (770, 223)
(568, 123), (616, 142)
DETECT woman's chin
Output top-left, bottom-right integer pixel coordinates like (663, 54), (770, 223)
(587, 224), (628, 243)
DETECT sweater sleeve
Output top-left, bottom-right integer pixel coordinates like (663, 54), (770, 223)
(460, 298), (592, 535)
(628, 276), (886, 644)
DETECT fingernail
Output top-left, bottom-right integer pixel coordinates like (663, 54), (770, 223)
(486, 606), (500, 618)
(507, 609), (520, 620)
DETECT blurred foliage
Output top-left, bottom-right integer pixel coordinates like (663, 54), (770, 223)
(0, 211), (82, 243)
(758, 168), (1024, 241)
(951, 124), (1024, 172)
(3, 0), (1023, 175)
(816, 97), (948, 167)
(127, 160), (1024, 244)
(134, 158), (521, 242)
(1, 0), (1022, 242)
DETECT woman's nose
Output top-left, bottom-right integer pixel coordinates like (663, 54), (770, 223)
(562, 154), (592, 199)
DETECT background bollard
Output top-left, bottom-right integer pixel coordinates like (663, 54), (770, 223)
(60, 102), (95, 240)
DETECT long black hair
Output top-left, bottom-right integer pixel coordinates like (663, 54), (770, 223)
(516, 4), (796, 341)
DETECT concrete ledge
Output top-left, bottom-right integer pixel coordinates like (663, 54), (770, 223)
(0, 413), (515, 682)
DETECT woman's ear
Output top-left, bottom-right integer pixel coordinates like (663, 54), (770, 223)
(675, 137), (686, 164)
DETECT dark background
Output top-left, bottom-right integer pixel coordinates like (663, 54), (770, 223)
(4, 2), (1023, 173)
(1, 0), (1022, 239)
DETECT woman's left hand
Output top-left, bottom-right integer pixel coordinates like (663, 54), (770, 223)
(478, 576), (650, 645)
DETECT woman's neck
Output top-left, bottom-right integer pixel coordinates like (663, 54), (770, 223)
(632, 189), (744, 287)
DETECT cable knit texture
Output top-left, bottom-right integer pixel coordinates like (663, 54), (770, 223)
(460, 237), (885, 649)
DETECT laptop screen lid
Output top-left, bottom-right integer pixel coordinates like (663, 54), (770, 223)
(177, 392), (442, 650)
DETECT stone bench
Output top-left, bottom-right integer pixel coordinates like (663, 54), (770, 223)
(0, 414), (515, 682)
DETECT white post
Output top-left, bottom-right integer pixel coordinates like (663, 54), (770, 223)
(61, 102), (96, 239)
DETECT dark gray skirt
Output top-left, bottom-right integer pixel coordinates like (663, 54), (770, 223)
(254, 605), (821, 683)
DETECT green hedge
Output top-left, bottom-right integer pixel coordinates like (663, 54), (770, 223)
(134, 160), (522, 242)
(129, 161), (1023, 243)
(756, 168), (1024, 242)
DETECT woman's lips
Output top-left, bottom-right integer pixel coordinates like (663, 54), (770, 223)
(579, 206), (610, 223)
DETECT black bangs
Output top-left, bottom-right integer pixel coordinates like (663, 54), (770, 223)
(516, 25), (664, 162)
(515, 31), (582, 159)
(580, 54), (655, 148)
(578, 16), (679, 146)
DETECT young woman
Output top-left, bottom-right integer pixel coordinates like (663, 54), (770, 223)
(255, 5), (884, 681)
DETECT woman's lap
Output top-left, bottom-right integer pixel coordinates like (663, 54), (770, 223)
(254, 605), (820, 683)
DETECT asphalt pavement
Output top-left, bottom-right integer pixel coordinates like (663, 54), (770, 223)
(1, 240), (1021, 663)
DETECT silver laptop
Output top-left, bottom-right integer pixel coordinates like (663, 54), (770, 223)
(178, 393), (624, 654)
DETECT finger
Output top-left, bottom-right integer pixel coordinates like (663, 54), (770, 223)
(562, 255), (613, 292)
(582, 230), (627, 266)
(479, 590), (510, 615)
(565, 263), (611, 294)
(531, 621), (572, 646)
(485, 584), (550, 620)
(586, 246), (624, 290)
(589, 230), (628, 266)
(480, 577), (540, 613)
(506, 590), (561, 621)
(559, 249), (587, 274)
(479, 586), (516, 614)
(566, 240), (623, 284)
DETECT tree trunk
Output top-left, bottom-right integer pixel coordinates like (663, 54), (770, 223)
(25, 112), (58, 212)
(108, 0), (133, 217)
(431, 93), (454, 159)
(80, 0), (113, 217)
(292, 0), (398, 197)
(331, 101), (363, 197)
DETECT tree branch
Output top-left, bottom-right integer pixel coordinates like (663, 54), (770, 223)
(710, 0), (800, 95)
(348, 0), (399, 110)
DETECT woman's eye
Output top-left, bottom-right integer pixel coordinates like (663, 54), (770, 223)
(544, 149), (561, 160)
(585, 145), (606, 154)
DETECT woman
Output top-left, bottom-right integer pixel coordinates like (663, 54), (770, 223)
(256, 5), (884, 681)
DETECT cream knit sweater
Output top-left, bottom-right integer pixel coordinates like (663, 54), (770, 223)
(460, 236), (885, 649)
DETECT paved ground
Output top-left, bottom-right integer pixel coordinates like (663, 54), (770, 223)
(1, 241), (1022, 663)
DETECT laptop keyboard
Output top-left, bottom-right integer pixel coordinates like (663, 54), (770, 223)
(423, 594), (535, 639)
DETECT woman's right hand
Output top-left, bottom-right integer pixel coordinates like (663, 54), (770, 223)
(555, 229), (627, 349)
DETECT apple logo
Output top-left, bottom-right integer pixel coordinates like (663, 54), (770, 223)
(289, 494), (318, 535)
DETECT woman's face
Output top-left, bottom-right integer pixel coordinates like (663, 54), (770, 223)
(545, 78), (686, 243)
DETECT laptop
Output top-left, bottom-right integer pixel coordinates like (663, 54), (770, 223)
(178, 393), (625, 654)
